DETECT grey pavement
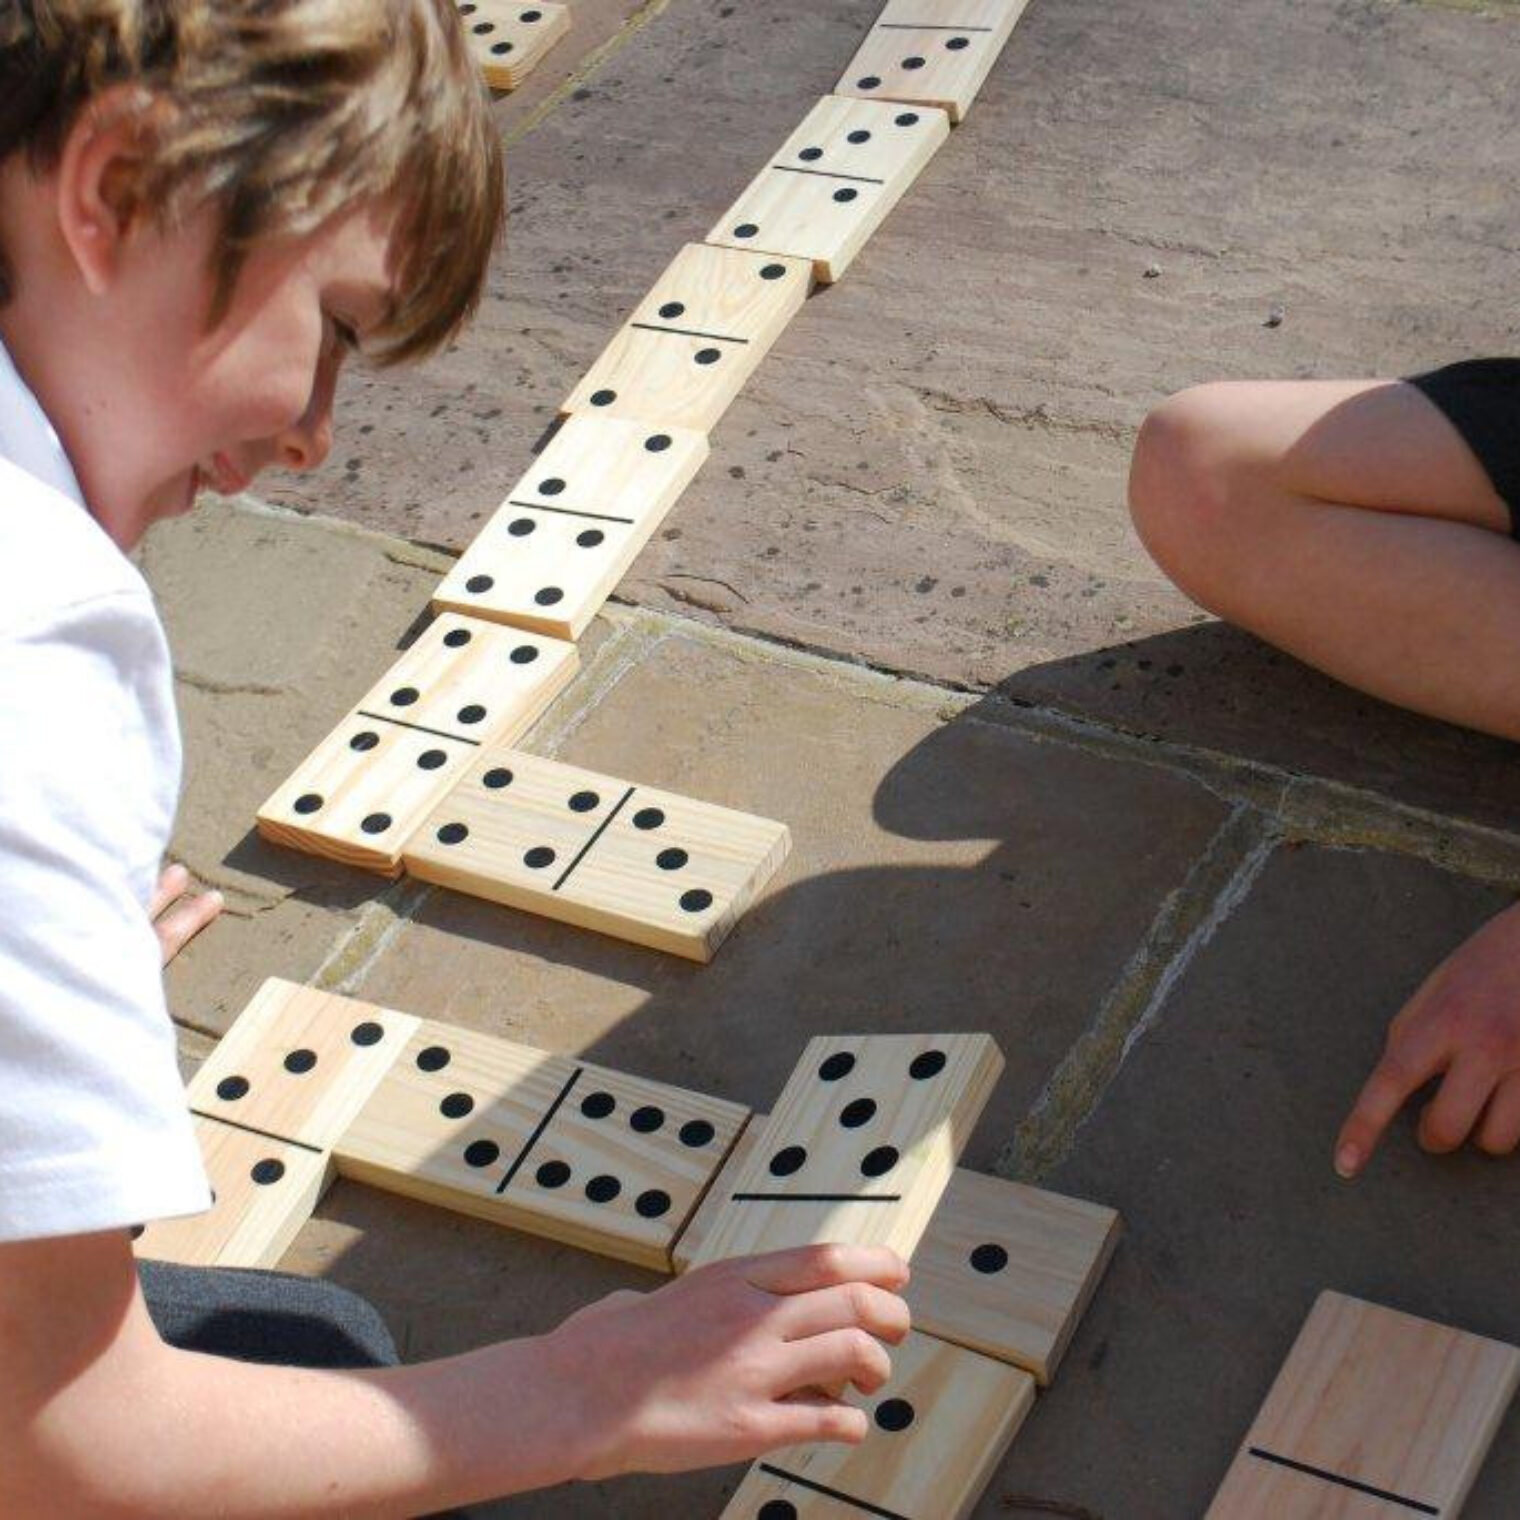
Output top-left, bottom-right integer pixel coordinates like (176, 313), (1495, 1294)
(147, 0), (1520, 1514)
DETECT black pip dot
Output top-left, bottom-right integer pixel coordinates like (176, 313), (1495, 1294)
(799, 145), (823, 161)
(818, 1052), (855, 1082)
(895, 112), (920, 127)
(679, 889), (713, 913)
(417, 1045), (452, 1072)
(581, 1091), (616, 1119)
(508, 517), (536, 537)
(577, 529), (605, 548)
(833, 187), (859, 204)
(250, 1159), (286, 1186)
(349, 731), (379, 752)
(590, 389), (616, 406)
(294, 793), (323, 814)
(679, 1119), (715, 1147)
(633, 807), (665, 830)
(510, 645), (540, 665)
(464, 1139), (501, 1168)
(538, 477), (566, 496)
(440, 1092), (475, 1120)
(457, 703), (486, 725)
(585, 1174), (621, 1203)
(909, 1050), (947, 1080)
(568, 790), (600, 813)
(645, 433), (672, 452)
(970, 1243), (1009, 1275)
(351, 1022), (384, 1047)
(860, 1146), (899, 1178)
(694, 347), (722, 366)
(417, 749), (447, 770)
(636, 1189), (671, 1219)
(760, 263), (787, 280)
(436, 822), (469, 846)
(443, 628), (472, 647)
(360, 812), (392, 835)
(216, 1075), (250, 1101)
(758, 1504), (798, 1520)
(390, 686), (419, 707)
(536, 1160), (571, 1188)
(874, 1398), (915, 1433)
(524, 846), (556, 869)
(656, 848), (688, 871)
(534, 587), (563, 606)
(901, 54), (926, 69)
(658, 301), (685, 319)
(484, 767), (513, 789)
(734, 222), (759, 238)
(466, 575), (495, 594)
(630, 1106), (665, 1134)
(856, 74), (881, 89)
(770, 1145), (807, 1177)
(283, 1049), (317, 1075)
(947, 35), (970, 49)
(847, 129), (872, 144)
(839, 1098), (876, 1129)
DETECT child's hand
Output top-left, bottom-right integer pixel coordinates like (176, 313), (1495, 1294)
(1336, 900), (1520, 1177)
(150, 863), (224, 966)
(541, 1243), (910, 1480)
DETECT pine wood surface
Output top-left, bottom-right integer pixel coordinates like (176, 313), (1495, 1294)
(187, 977), (421, 1151)
(562, 243), (813, 431)
(255, 614), (577, 873)
(684, 1034), (1002, 1270)
(455, 0), (570, 90)
(433, 415), (710, 639)
(835, 0), (1032, 124)
(132, 1116), (330, 1270)
(400, 746), (792, 961)
(335, 1020), (751, 1271)
(722, 1329), (1035, 1520)
(1206, 1291), (1520, 1519)
(706, 95), (951, 283)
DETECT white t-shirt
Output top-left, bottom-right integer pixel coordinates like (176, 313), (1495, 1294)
(0, 342), (209, 1242)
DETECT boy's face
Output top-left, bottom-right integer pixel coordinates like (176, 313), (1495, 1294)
(75, 199), (398, 547)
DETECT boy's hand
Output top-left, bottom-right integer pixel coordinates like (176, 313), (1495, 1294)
(150, 863), (224, 966)
(542, 1243), (910, 1480)
(1336, 900), (1520, 1178)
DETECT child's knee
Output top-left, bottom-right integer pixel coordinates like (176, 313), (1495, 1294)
(1128, 383), (1251, 579)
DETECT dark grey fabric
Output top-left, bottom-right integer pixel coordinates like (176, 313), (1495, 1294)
(1407, 359), (1520, 536)
(139, 1260), (473, 1518)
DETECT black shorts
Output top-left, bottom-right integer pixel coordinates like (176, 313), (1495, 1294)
(1407, 359), (1520, 536)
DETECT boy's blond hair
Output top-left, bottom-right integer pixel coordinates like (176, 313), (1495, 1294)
(0, 0), (503, 361)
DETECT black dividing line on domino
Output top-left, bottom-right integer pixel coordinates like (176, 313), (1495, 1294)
(876, 21), (994, 30)
(730, 1192), (903, 1203)
(1245, 1450), (1439, 1515)
(496, 1066), (584, 1195)
(629, 322), (751, 345)
(189, 1109), (324, 1155)
(758, 1465), (912, 1520)
(505, 499), (636, 525)
(772, 165), (885, 186)
(357, 711), (481, 746)
(553, 786), (636, 892)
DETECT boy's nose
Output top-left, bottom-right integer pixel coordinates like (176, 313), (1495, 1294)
(278, 411), (333, 472)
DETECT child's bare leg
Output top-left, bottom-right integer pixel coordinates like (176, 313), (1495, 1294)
(1128, 377), (1520, 740)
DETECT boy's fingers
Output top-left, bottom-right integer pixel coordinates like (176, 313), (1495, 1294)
(149, 862), (190, 918)
(1417, 1057), (1500, 1154)
(1475, 1073), (1520, 1157)
(774, 1282), (910, 1346)
(777, 1328), (892, 1400)
(154, 890), (225, 966)
(1335, 1048), (1440, 1178)
(765, 1399), (868, 1450)
(739, 1244), (908, 1298)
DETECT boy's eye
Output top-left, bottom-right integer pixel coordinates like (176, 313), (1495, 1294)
(327, 312), (362, 352)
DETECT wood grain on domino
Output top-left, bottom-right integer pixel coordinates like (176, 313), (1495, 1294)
(706, 96), (950, 283)
(335, 1021), (750, 1270)
(836, 0), (1031, 124)
(454, 0), (569, 91)
(434, 416), (709, 640)
(684, 1034), (1001, 1270)
(1207, 1291), (1520, 1519)
(132, 1116), (329, 1270)
(400, 748), (791, 961)
(562, 243), (812, 431)
(256, 615), (576, 874)
(722, 1330), (1034, 1520)
(188, 978), (420, 1152)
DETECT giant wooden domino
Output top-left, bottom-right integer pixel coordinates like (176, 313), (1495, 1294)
(835, 0), (1033, 124)
(454, 0), (570, 91)
(256, 614), (577, 875)
(1207, 1292), (1520, 1519)
(401, 746), (792, 961)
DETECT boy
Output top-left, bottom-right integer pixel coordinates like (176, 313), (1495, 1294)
(1129, 367), (1520, 1180)
(0, 3), (908, 1514)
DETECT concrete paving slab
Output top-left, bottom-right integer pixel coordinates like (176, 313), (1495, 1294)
(994, 842), (1520, 1519)
(266, 0), (1520, 826)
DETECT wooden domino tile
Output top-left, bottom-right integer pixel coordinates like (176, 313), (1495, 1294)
(561, 243), (813, 431)
(684, 1034), (1002, 1270)
(433, 416), (709, 639)
(454, 0), (569, 91)
(334, 1021), (751, 1270)
(706, 96), (950, 284)
(1207, 1291), (1520, 1518)
(132, 1116), (329, 1270)
(400, 748), (792, 961)
(722, 1330), (1035, 1520)
(675, 1127), (1116, 1386)
(836, 0), (1031, 124)
(188, 978), (420, 1152)
(256, 614), (577, 874)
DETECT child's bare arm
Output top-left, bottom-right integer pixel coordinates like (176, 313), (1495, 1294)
(0, 1229), (908, 1517)
(1336, 900), (1520, 1177)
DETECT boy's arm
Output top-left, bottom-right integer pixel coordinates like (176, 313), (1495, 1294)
(0, 1228), (908, 1517)
(1336, 899), (1520, 1176)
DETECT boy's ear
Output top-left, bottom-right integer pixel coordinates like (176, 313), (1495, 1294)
(53, 86), (171, 296)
